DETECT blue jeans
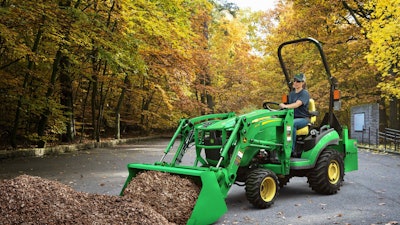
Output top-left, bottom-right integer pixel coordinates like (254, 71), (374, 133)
(292, 118), (309, 153)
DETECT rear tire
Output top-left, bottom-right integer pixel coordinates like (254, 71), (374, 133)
(245, 168), (279, 208)
(308, 149), (344, 194)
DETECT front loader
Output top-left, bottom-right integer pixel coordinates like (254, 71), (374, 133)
(120, 38), (358, 225)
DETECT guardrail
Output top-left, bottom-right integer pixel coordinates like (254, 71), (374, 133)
(379, 128), (400, 152)
(357, 127), (400, 152)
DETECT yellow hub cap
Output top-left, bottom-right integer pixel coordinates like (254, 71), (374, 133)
(260, 177), (276, 202)
(328, 160), (340, 184)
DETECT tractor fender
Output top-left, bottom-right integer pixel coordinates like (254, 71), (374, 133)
(303, 127), (339, 151)
(315, 128), (339, 146)
(299, 128), (340, 169)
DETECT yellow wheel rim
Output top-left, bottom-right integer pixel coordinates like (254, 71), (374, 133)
(260, 177), (276, 202)
(328, 160), (340, 184)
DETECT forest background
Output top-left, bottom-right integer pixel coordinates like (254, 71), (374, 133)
(0, 0), (399, 149)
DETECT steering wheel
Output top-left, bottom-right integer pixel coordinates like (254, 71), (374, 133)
(262, 102), (281, 111)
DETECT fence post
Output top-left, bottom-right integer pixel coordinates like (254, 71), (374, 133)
(384, 130), (387, 151)
(368, 127), (371, 147)
(361, 130), (364, 144)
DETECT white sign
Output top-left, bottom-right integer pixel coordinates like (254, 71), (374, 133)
(354, 113), (365, 131)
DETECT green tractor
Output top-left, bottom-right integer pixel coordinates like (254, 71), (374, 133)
(120, 38), (358, 224)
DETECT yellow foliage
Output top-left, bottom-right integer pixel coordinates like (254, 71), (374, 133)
(155, 84), (173, 111)
(365, 0), (400, 98)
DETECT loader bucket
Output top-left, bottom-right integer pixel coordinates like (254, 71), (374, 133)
(120, 163), (228, 225)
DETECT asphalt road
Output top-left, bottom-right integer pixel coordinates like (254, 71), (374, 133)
(1, 137), (399, 225)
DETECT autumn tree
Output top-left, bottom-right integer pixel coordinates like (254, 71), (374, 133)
(209, 9), (265, 113)
(364, 0), (400, 129)
(0, 1), (65, 147)
(118, 0), (210, 132)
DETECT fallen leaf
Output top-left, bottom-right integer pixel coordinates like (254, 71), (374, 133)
(276, 211), (286, 219)
(385, 221), (399, 225)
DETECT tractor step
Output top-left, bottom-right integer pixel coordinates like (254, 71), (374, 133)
(289, 158), (313, 170)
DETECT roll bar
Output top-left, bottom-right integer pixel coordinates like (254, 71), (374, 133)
(277, 37), (341, 132)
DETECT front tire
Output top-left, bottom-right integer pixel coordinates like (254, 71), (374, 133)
(245, 168), (279, 208)
(308, 149), (344, 194)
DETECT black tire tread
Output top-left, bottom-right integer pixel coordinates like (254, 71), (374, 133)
(308, 149), (344, 195)
(245, 168), (279, 209)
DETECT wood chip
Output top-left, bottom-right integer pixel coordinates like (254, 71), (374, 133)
(123, 170), (200, 225)
(0, 174), (195, 224)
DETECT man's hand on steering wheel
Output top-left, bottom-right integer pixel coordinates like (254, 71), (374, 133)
(263, 102), (281, 111)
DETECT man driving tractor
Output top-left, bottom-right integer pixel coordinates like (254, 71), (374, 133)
(279, 73), (310, 156)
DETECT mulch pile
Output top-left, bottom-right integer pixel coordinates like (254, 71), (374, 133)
(123, 171), (200, 224)
(0, 171), (200, 225)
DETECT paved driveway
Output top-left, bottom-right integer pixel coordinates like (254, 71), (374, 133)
(1, 138), (399, 224)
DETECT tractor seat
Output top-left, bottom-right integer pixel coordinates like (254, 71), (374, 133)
(296, 99), (318, 136)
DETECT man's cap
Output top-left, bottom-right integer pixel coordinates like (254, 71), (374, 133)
(294, 73), (306, 82)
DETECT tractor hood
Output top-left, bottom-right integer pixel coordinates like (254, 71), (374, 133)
(196, 109), (272, 130)
(196, 116), (236, 130)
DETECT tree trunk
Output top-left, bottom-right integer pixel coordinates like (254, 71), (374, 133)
(115, 113), (120, 139)
(37, 51), (60, 146)
(91, 73), (98, 141)
(389, 97), (399, 129)
(200, 72), (214, 114)
(115, 74), (129, 139)
(90, 46), (100, 141)
(95, 63), (110, 142)
(200, 90), (206, 115)
(80, 81), (91, 143)
(206, 91), (214, 113)
(200, 19), (214, 114)
(37, 48), (62, 147)
(59, 55), (74, 143)
(379, 97), (388, 130)
(141, 89), (155, 130)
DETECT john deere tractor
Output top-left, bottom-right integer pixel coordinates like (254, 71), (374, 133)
(121, 37), (358, 225)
